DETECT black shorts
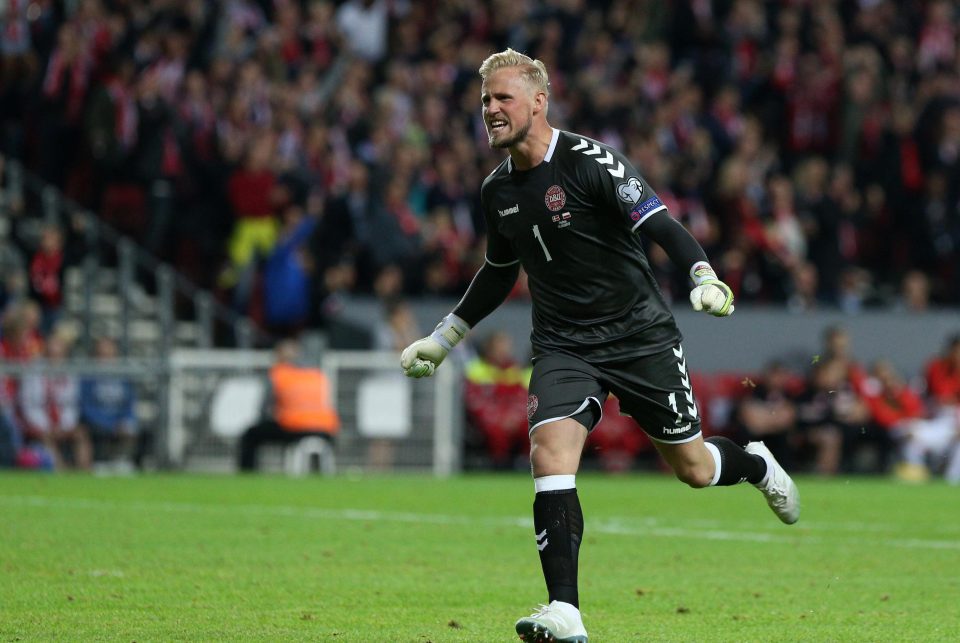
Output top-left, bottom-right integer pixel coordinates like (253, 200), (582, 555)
(526, 344), (702, 444)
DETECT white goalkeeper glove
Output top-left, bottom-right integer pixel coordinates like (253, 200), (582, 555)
(689, 261), (734, 317)
(400, 313), (471, 378)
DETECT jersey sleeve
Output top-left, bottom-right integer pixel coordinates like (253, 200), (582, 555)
(571, 138), (668, 232)
(450, 175), (520, 327)
(480, 175), (519, 267)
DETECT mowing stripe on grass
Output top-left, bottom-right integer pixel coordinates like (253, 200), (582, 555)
(4, 494), (959, 551)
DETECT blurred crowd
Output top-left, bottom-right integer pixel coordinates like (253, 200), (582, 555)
(458, 324), (960, 482)
(2, 0), (960, 336)
(3, 0), (960, 475)
(0, 299), (140, 472)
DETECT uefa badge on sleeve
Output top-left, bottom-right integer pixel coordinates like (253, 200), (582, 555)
(616, 177), (643, 204)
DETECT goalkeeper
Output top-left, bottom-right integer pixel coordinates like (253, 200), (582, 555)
(401, 48), (799, 643)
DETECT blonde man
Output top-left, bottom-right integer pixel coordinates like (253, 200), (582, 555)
(401, 49), (799, 642)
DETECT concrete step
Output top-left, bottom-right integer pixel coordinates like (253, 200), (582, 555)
(130, 319), (160, 342)
(174, 321), (200, 344)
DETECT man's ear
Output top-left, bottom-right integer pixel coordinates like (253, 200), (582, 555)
(533, 91), (547, 115)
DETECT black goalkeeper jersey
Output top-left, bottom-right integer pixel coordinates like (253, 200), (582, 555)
(480, 128), (681, 362)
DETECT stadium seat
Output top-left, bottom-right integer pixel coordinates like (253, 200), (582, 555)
(357, 374), (412, 438)
(210, 376), (266, 438)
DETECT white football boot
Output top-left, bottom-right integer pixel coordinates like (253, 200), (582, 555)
(746, 441), (800, 524)
(515, 601), (588, 642)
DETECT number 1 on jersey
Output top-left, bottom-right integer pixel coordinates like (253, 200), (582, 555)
(532, 224), (553, 262)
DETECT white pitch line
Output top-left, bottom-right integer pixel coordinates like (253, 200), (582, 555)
(3, 495), (959, 551)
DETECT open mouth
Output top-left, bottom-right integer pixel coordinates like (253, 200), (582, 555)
(489, 119), (507, 133)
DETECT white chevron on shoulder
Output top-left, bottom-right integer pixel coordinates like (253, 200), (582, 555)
(571, 137), (627, 177)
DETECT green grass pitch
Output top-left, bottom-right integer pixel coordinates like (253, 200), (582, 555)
(2, 472), (958, 641)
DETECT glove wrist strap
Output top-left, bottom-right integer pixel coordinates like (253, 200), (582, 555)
(430, 314), (471, 352)
(690, 261), (718, 286)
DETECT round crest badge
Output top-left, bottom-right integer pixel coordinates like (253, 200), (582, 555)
(527, 394), (539, 420)
(544, 185), (566, 212)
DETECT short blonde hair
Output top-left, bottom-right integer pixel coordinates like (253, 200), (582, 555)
(478, 48), (550, 96)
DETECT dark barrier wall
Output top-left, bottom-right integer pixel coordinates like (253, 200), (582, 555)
(338, 297), (959, 379)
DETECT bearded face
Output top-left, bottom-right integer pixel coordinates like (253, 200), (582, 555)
(482, 68), (538, 150)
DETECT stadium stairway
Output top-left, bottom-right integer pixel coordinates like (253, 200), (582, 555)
(62, 266), (204, 358)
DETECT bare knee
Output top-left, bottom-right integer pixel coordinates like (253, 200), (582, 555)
(529, 419), (588, 477)
(673, 462), (714, 489)
(530, 440), (579, 477)
(656, 439), (716, 489)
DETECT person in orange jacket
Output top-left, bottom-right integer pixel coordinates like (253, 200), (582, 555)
(238, 339), (339, 471)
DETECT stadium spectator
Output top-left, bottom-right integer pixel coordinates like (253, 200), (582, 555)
(335, 0), (393, 63)
(0, 302), (41, 457)
(0, 299), (43, 363)
(886, 364), (960, 482)
(372, 295), (419, 353)
(0, 238), (28, 317)
(28, 224), (66, 334)
(224, 132), (283, 308)
(795, 357), (870, 475)
(735, 361), (801, 470)
(6, 0), (960, 484)
(899, 414), (960, 485)
(132, 65), (184, 263)
(819, 324), (868, 394)
(861, 359), (926, 476)
(37, 22), (91, 190)
(785, 260), (820, 312)
(310, 158), (378, 291)
(262, 204), (318, 336)
(5, 0), (960, 315)
(79, 337), (138, 469)
(463, 331), (531, 469)
(238, 339), (339, 471)
(895, 270), (933, 312)
(924, 334), (960, 408)
(17, 329), (90, 471)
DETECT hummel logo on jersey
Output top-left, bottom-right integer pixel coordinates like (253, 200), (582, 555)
(571, 137), (625, 178)
(498, 204), (519, 217)
(663, 424), (691, 435)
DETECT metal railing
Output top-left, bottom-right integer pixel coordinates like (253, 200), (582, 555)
(0, 349), (465, 476)
(5, 157), (265, 354)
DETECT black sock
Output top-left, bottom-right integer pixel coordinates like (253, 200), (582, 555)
(705, 436), (767, 485)
(532, 488), (583, 608)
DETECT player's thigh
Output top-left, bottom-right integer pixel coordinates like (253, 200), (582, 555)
(527, 353), (605, 473)
(529, 417), (590, 476)
(528, 353), (606, 433)
(600, 343), (702, 445)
